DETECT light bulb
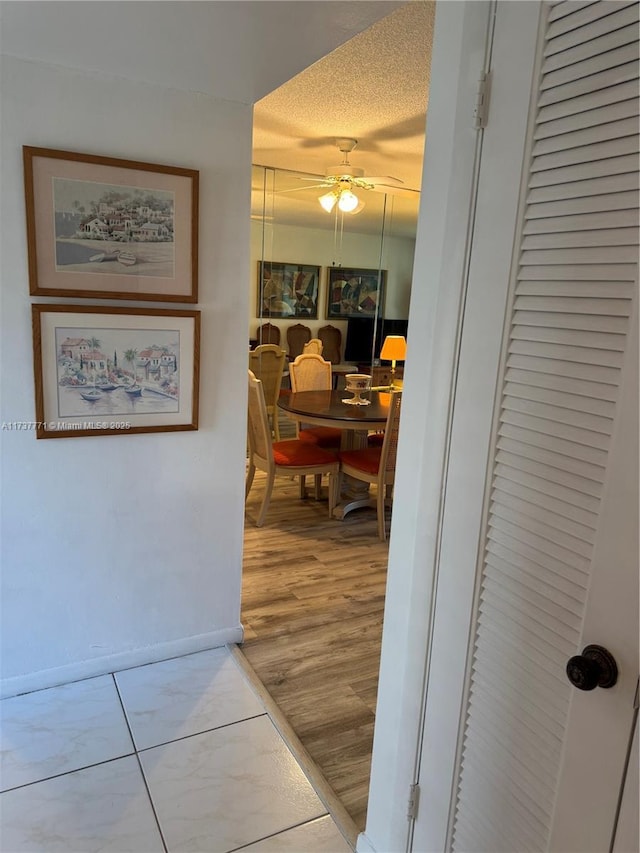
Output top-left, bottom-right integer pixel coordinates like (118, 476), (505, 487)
(338, 189), (359, 212)
(319, 191), (337, 213)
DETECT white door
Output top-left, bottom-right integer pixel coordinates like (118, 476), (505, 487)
(413, 1), (639, 851)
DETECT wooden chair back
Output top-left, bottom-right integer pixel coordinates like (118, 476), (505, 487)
(335, 390), (402, 540)
(289, 353), (332, 392)
(248, 344), (286, 439)
(379, 391), (403, 480)
(247, 369), (273, 464)
(318, 325), (342, 364)
(287, 323), (311, 360)
(246, 370), (338, 526)
(303, 338), (323, 355)
(257, 322), (281, 346)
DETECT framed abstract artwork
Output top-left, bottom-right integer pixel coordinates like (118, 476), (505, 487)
(326, 266), (386, 319)
(257, 261), (320, 319)
(32, 304), (200, 438)
(23, 147), (199, 302)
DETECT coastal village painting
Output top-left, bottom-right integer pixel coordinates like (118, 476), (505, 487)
(25, 148), (198, 301)
(55, 325), (180, 417)
(53, 178), (175, 277)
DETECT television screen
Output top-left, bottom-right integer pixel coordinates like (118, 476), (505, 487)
(380, 319), (409, 351)
(344, 318), (380, 364)
(344, 318), (408, 364)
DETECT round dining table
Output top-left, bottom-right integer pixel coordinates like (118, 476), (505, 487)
(278, 389), (392, 518)
(278, 389), (390, 441)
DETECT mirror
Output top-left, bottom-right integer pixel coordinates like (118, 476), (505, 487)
(250, 165), (418, 370)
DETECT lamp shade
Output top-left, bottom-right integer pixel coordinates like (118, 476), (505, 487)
(319, 191), (337, 213)
(337, 189), (359, 212)
(318, 187), (365, 215)
(380, 335), (407, 362)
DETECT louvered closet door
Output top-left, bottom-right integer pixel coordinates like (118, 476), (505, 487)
(450, 2), (639, 852)
(410, 1), (638, 851)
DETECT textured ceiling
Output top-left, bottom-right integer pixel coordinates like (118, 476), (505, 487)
(252, 1), (434, 235)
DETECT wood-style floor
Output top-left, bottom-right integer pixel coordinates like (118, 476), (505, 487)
(241, 460), (389, 832)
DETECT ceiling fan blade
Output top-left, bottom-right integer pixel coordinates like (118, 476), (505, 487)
(365, 175), (404, 186)
(370, 184), (420, 198)
(296, 176), (336, 184)
(275, 184), (331, 194)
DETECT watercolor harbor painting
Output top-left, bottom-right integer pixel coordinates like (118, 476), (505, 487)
(24, 147), (198, 301)
(55, 326), (180, 417)
(53, 178), (175, 278)
(32, 305), (200, 438)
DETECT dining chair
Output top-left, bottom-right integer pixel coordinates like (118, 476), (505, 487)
(288, 354), (342, 449)
(303, 338), (323, 355)
(334, 391), (402, 540)
(248, 344), (286, 440)
(286, 323), (311, 361)
(257, 322), (281, 346)
(318, 325), (342, 364)
(368, 431), (385, 447)
(246, 370), (338, 527)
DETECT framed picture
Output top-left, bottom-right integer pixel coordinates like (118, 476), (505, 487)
(326, 267), (386, 319)
(23, 147), (198, 302)
(32, 304), (200, 439)
(257, 261), (320, 319)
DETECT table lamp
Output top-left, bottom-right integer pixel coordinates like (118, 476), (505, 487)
(380, 335), (407, 388)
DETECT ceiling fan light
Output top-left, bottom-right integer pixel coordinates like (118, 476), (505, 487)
(319, 191), (337, 213)
(338, 189), (359, 212)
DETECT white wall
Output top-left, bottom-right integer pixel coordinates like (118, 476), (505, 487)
(0, 55), (252, 694)
(249, 219), (415, 355)
(0, 0), (402, 698)
(1, 1), (403, 105)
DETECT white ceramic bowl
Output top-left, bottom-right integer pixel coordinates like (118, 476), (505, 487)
(344, 373), (372, 392)
(343, 373), (372, 405)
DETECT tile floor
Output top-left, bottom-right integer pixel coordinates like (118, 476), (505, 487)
(0, 646), (352, 852)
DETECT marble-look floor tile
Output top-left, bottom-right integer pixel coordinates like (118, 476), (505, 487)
(115, 647), (265, 750)
(140, 715), (326, 852)
(239, 815), (353, 852)
(0, 755), (164, 852)
(0, 675), (133, 791)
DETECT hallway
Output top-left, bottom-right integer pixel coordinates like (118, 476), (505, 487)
(0, 647), (351, 852)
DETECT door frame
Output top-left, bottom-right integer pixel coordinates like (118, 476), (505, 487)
(359, 2), (544, 851)
(413, 1), (546, 849)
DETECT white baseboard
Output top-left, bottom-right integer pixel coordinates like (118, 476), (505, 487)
(0, 626), (244, 699)
(356, 831), (377, 853)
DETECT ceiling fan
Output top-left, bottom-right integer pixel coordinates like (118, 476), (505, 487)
(285, 138), (417, 214)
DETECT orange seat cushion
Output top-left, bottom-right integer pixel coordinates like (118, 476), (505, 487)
(338, 447), (382, 475)
(273, 439), (336, 467)
(298, 427), (342, 448)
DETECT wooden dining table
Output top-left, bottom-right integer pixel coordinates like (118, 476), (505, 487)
(278, 389), (391, 518)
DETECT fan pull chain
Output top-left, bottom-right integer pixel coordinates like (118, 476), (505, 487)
(332, 205), (341, 268)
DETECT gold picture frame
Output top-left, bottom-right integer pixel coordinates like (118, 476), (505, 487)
(24, 147), (199, 302)
(32, 304), (200, 439)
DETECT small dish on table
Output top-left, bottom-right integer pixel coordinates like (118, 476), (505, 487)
(343, 373), (372, 406)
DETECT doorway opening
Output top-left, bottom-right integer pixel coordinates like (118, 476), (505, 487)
(242, 162), (416, 834)
(240, 0), (434, 835)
